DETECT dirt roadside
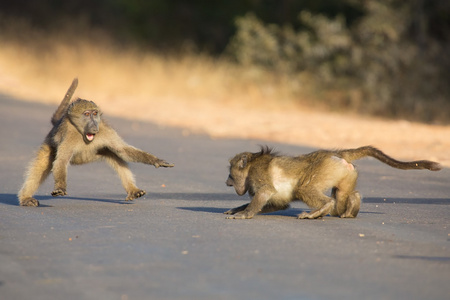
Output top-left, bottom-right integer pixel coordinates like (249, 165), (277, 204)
(105, 97), (450, 168)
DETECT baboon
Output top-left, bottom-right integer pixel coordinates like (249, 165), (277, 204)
(18, 78), (174, 206)
(225, 146), (441, 219)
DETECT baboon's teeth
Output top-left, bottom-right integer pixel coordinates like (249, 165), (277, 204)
(86, 134), (95, 141)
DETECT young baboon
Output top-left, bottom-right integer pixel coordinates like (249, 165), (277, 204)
(18, 78), (174, 206)
(225, 146), (441, 219)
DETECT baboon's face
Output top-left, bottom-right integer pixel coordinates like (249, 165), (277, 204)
(68, 99), (101, 144)
(226, 153), (250, 196)
(80, 109), (100, 143)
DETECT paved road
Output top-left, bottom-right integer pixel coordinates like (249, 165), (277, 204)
(1, 95), (449, 300)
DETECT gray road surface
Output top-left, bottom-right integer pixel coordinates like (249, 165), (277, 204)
(0, 95), (449, 300)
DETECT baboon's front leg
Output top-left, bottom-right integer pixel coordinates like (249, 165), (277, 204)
(225, 202), (289, 216)
(226, 190), (274, 219)
(260, 203), (290, 214)
(18, 144), (54, 206)
(122, 146), (174, 168)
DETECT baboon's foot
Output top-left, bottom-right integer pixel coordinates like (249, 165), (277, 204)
(226, 210), (254, 219)
(340, 212), (357, 218)
(297, 211), (324, 219)
(20, 197), (40, 207)
(126, 189), (146, 201)
(297, 212), (314, 219)
(51, 188), (67, 197)
(298, 202), (333, 219)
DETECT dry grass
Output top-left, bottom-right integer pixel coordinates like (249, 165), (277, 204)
(1, 31), (449, 167)
(0, 33), (304, 111)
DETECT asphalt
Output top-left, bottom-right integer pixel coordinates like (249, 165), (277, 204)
(0, 94), (449, 300)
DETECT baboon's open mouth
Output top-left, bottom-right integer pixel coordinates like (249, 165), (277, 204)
(86, 133), (95, 141)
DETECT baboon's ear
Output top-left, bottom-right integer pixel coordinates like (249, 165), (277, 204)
(238, 155), (248, 169)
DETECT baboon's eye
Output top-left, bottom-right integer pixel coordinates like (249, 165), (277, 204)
(84, 111), (90, 117)
(92, 111), (98, 116)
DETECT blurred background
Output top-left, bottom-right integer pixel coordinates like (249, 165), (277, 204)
(1, 0), (449, 123)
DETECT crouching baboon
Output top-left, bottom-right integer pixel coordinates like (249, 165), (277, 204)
(18, 78), (174, 206)
(225, 146), (441, 219)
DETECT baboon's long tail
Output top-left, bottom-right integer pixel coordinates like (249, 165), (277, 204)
(51, 78), (78, 125)
(339, 146), (442, 171)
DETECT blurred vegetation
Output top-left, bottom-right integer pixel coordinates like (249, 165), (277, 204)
(0, 0), (363, 52)
(1, 0), (449, 123)
(228, 1), (450, 122)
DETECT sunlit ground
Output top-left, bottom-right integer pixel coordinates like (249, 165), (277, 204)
(1, 33), (449, 167)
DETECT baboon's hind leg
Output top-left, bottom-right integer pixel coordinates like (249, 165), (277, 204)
(340, 191), (361, 218)
(331, 168), (360, 218)
(18, 144), (54, 206)
(105, 155), (146, 201)
(297, 189), (335, 219)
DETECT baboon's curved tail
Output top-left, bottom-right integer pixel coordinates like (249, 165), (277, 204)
(51, 78), (78, 125)
(339, 146), (441, 171)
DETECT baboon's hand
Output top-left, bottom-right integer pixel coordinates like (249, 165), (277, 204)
(51, 188), (67, 197)
(226, 210), (254, 219)
(224, 208), (241, 215)
(154, 159), (174, 168)
(20, 197), (40, 207)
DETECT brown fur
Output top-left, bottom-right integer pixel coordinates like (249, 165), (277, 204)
(225, 146), (441, 219)
(18, 79), (174, 206)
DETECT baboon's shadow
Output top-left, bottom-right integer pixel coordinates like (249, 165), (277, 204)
(0, 193), (132, 206)
(363, 197), (449, 205)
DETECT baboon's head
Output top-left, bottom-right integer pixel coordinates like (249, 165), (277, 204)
(226, 152), (253, 196)
(67, 98), (102, 144)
